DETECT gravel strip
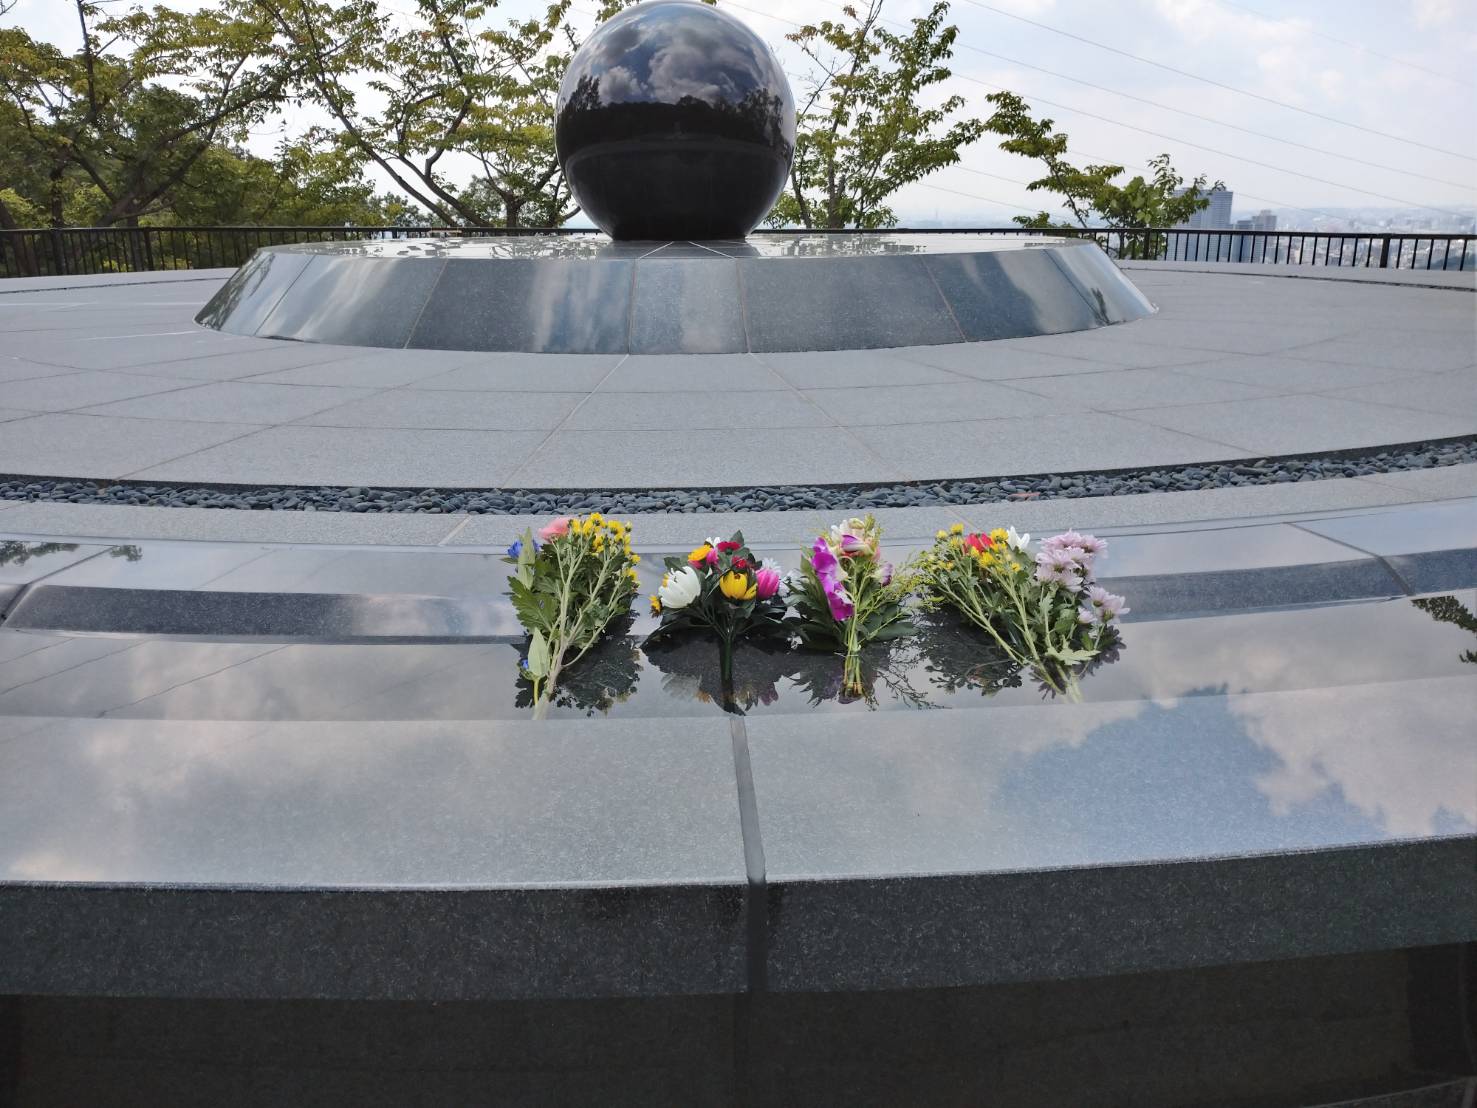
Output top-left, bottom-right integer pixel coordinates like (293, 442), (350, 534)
(1, 437), (1473, 516)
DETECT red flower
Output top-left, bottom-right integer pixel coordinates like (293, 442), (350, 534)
(717, 541), (741, 552)
(732, 557), (750, 570)
(964, 533), (993, 553)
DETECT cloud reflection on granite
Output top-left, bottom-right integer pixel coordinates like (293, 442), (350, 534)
(1, 595), (1474, 722)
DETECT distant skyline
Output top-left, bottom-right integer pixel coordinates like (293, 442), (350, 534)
(9, 0), (1476, 227)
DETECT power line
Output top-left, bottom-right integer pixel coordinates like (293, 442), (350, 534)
(954, 0), (1477, 164)
(1065, 147), (1350, 222)
(915, 180), (1037, 211)
(732, 0), (1470, 215)
(958, 77), (1472, 218)
(1210, 0), (1476, 90)
(947, 40), (1473, 191)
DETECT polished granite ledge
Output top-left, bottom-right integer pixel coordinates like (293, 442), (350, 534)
(0, 676), (1471, 999)
(743, 681), (1477, 992)
(0, 555), (1437, 639)
(3, 499), (1473, 637)
(0, 883), (746, 1002)
(760, 839), (1476, 993)
(196, 237), (1154, 354)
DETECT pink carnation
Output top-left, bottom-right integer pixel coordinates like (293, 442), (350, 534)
(538, 516), (572, 542)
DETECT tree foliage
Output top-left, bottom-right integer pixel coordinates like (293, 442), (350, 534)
(982, 91), (1222, 230)
(0, 0), (295, 226)
(251, 0), (642, 227)
(769, 0), (983, 230)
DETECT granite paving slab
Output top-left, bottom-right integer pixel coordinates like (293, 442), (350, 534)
(1324, 373), (1477, 418)
(2, 269), (1472, 490)
(505, 427), (905, 487)
(1170, 352), (1441, 392)
(125, 425), (549, 486)
(0, 413), (266, 479)
(1007, 366), (1279, 409)
(297, 388), (582, 431)
(594, 353), (784, 392)
(565, 389), (829, 430)
(859, 412), (1233, 479)
(78, 381), (378, 425)
(799, 380), (1060, 426)
(0, 358), (81, 384)
(0, 371), (203, 412)
(407, 354), (622, 393)
(1123, 395), (1477, 455)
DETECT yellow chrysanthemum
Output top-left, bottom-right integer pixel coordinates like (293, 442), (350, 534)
(935, 530), (948, 541)
(989, 528), (1009, 544)
(950, 523), (965, 535)
(626, 567), (639, 582)
(688, 543), (713, 564)
(589, 512), (603, 524)
(630, 553), (641, 564)
(650, 596), (662, 614)
(719, 571), (757, 602)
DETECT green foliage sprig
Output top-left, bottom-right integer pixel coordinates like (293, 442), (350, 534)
(789, 515), (915, 695)
(503, 513), (640, 718)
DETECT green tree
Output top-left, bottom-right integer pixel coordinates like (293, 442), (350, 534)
(767, 0), (984, 230)
(982, 91), (1222, 231)
(253, 0), (638, 228)
(164, 134), (425, 226)
(0, 0), (294, 226)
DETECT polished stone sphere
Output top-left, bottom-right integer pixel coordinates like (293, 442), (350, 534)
(555, 0), (795, 240)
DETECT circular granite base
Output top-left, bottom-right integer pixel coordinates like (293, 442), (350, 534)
(195, 234), (1155, 355)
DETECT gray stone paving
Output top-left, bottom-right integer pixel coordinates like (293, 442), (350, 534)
(0, 265), (1471, 488)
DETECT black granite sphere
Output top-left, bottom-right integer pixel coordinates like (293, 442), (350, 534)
(556, 0), (795, 240)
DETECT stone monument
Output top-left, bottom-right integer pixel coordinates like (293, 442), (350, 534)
(196, 3), (1154, 354)
(555, 0), (796, 240)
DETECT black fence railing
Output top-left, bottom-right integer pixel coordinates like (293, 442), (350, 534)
(1, 224), (1472, 278)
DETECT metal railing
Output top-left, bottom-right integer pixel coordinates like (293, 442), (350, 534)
(1, 223), (1472, 278)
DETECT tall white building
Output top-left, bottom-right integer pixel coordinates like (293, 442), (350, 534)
(1173, 187), (1234, 230)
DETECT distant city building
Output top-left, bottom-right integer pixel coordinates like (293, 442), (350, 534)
(1173, 187), (1233, 230)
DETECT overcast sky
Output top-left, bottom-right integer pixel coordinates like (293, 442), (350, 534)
(10, 0), (1476, 224)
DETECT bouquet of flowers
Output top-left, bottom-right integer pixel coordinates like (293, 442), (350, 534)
(915, 525), (1128, 699)
(645, 532), (787, 704)
(788, 515), (915, 695)
(503, 513), (640, 718)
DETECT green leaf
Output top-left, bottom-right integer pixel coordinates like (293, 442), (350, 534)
(526, 629), (551, 678)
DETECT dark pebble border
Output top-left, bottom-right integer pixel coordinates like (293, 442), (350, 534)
(1, 436), (1473, 517)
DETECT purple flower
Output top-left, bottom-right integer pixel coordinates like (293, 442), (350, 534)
(507, 538), (538, 559)
(1085, 585), (1129, 621)
(1034, 548), (1084, 592)
(876, 561), (894, 586)
(812, 537), (855, 621)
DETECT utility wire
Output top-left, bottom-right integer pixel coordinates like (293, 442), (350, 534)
(948, 41), (1473, 191)
(731, 0), (1471, 215)
(954, 0), (1477, 163)
(1210, 0), (1476, 90)
(1065, 146), (1351, 222)
(957, 78), (1472, 218)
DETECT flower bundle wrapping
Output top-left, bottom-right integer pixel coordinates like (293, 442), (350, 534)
(503, 514), (641, 718)
(789, 515), (914, 694)
(915, 525), (1127, 699)
(645, 531), (787, 703)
